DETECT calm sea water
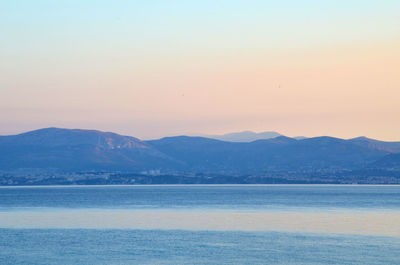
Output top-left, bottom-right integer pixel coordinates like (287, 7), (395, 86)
(0, 185), (399, 264)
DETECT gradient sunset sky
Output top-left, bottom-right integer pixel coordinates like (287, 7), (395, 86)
(1, 0), (399, 140)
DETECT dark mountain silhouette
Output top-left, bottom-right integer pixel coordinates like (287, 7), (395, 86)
(0, 128), (398, 175)
(146, 135), (389, 173)
(348, 136), (400, 153)
(0, 128), (176, 171)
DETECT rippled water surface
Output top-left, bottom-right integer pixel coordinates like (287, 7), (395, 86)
(0, 185), (399, 264)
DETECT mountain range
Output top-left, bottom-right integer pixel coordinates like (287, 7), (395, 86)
(1, 128), (399, 176)
(204, 131), (307, 142)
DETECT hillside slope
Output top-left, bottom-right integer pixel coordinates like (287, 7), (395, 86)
(0, 128), (398, 174)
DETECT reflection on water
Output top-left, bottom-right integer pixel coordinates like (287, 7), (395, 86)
(1, 186), (399, 264)
(1, 209), (400, 236)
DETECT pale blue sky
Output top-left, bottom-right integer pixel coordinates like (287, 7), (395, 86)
(1, 1), (399, 139)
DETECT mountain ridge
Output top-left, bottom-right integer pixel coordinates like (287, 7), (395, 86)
(0, 128), (399, 176)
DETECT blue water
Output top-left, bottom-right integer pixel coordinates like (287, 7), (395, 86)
(0, 185), (399, 264)
(1, 229), (399, 265)
(1, 185), (399, 210)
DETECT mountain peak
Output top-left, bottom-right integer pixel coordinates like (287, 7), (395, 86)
(348, 136), (400, 153)
(2, 127), (147, 149)
(0, 127), (399, 175)
(205, 131), (282, 142)
(350, 136), (372, 141)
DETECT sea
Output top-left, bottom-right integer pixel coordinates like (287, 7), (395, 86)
(0, 185), (399, 264)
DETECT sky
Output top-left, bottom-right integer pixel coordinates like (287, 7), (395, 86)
(1, 0), (399, 140)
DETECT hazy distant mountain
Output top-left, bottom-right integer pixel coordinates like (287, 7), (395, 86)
(0, 128), (399, 175)
(205, 131), (282, 142)
(293, 136), (307, 140)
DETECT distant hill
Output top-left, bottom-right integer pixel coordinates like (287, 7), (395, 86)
(348, 136), (400, 153)
(205, 131), (282, 142)
(0, 128), (177, 172)
(146, 135), (389, 173)
(0, 128), (399, 177)
(293, 136), (307, 140)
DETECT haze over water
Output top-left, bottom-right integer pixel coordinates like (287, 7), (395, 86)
(0, 185), (399, 236)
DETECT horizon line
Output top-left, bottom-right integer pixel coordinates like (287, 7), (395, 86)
(0, 126), (398, 143)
